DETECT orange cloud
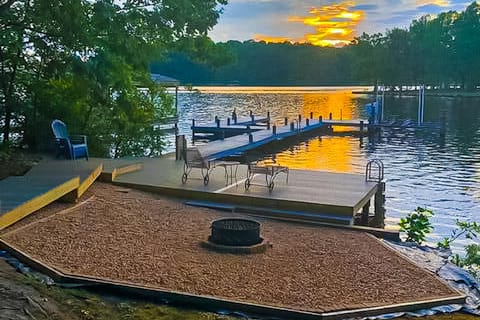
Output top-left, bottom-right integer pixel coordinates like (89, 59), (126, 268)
(255, 1), (365, 47)
(416, 0), (450, 7)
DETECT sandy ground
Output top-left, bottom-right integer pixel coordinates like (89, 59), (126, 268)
(2, 182), (459, 314)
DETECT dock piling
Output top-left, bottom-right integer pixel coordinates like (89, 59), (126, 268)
(372, 182), (386, 228)
(227, 118), (231, 126)
(215, 118), (220, 128)
(298, 114), (302, 123)
(290, 122), (295, 131)
(306, 119), (310, 126)
(360, 120), (364, 132)
(360, 200), (370, 226)
(284, 117), (288, 126)
(248, 133), (253, 143)
(232, 110), (237, 124)
(329, 112), (332, 120)
(273, 125), (277, 135)
(319, 116), (323, 122)
(310, 112), (313, 119)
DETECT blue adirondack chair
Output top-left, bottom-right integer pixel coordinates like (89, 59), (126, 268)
(51, 119), (89, 160)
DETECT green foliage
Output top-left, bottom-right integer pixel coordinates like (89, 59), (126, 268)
(437, 220), (480, 249)
(437, 220), (480, 279)
(399, 207), (434, 244)
(0, 0), (229, 156)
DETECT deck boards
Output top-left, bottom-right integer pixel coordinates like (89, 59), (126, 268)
(113, 156), (378, 220)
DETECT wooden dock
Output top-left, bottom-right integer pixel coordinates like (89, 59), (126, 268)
(112, 156), (389, 231)
(191, 112), (270, 141)
(190, 112), (372, 160)
(196, 117), (324, 160)
(0, 158), (142, 230)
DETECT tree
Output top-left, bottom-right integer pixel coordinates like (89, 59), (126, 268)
(0, 0), (228, 156)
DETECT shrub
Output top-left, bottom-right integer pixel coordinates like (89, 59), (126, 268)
(399, 207), (434, 244)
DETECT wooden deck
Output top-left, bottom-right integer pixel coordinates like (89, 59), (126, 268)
(0, 158), (142, 230)
(113, 156), (383, 226)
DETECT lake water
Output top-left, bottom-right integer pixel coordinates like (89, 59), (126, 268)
(170, 87), (480, 249)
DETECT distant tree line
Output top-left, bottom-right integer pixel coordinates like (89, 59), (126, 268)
(152, 2), (480, 90)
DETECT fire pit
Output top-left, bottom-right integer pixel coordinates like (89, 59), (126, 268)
(209, 218), (261, 246)
(202, 218), (268, 254)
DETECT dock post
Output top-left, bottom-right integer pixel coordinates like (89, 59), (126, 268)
(329, 112), (332, 120)
(290, 122), (295, 131)
(267, 111), (270, 119)
(310, 112), (313, 119)
(175, 135), (186, 161)
(267, 121), (270, 130)
(216, 118), (220, 128)
(249, 110), (253, 117)
(284, 117), (288, 126)
(298, 114), (302, 123)
(248, 133), (253, 143)
(360, 120), (364, 132)
(191, 119), (196, 144)
(273, 125), (277, 135)
(232, 110), (237, 124)
(319, 116), (323, 122)
(372, 182), (386, 228)
(221, 130), (225, 140)
(251, 114), (255, 123)
(227, 117), (231, 126)
(360, 200), (370, 226)
(306, 118), (310, 126)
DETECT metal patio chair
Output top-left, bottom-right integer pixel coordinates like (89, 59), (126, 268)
(245, 161), (289, 192)
(181, 148), (214, 185)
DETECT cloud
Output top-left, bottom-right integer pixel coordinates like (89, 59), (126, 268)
(255, 1), (366, 47)
(415, 0), (450, 7)
(208, 0), (473, 44)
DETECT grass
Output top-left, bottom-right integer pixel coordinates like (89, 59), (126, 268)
(19, 274), (234, 320)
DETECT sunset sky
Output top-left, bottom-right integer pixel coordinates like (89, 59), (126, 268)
(209, 0), (473, 46)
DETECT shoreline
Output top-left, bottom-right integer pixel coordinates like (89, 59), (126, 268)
(352, 90), (480, 98)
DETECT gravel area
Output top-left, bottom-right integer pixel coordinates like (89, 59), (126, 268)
(2, 183), (459, 313)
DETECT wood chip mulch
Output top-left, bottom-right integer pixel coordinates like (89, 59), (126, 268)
(2, 183), (459, 313)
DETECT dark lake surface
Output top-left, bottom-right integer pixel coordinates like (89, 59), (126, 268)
(171, 87), (480, 250)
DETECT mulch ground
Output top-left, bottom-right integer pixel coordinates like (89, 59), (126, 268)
(1, 183), (459, 313)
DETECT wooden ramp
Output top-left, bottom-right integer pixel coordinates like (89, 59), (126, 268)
(0, 157), (143, 230)
(0, 175), (80, 230)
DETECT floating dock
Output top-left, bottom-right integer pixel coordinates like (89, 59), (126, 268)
(196, 115), (371, 160)
(191, 112), (270, 141)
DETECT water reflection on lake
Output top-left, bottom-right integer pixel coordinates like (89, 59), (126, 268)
(171, 87), (480, 249)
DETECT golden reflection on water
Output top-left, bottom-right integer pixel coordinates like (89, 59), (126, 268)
(272, 136), (357, 173)
(266, 89), (362, 173)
